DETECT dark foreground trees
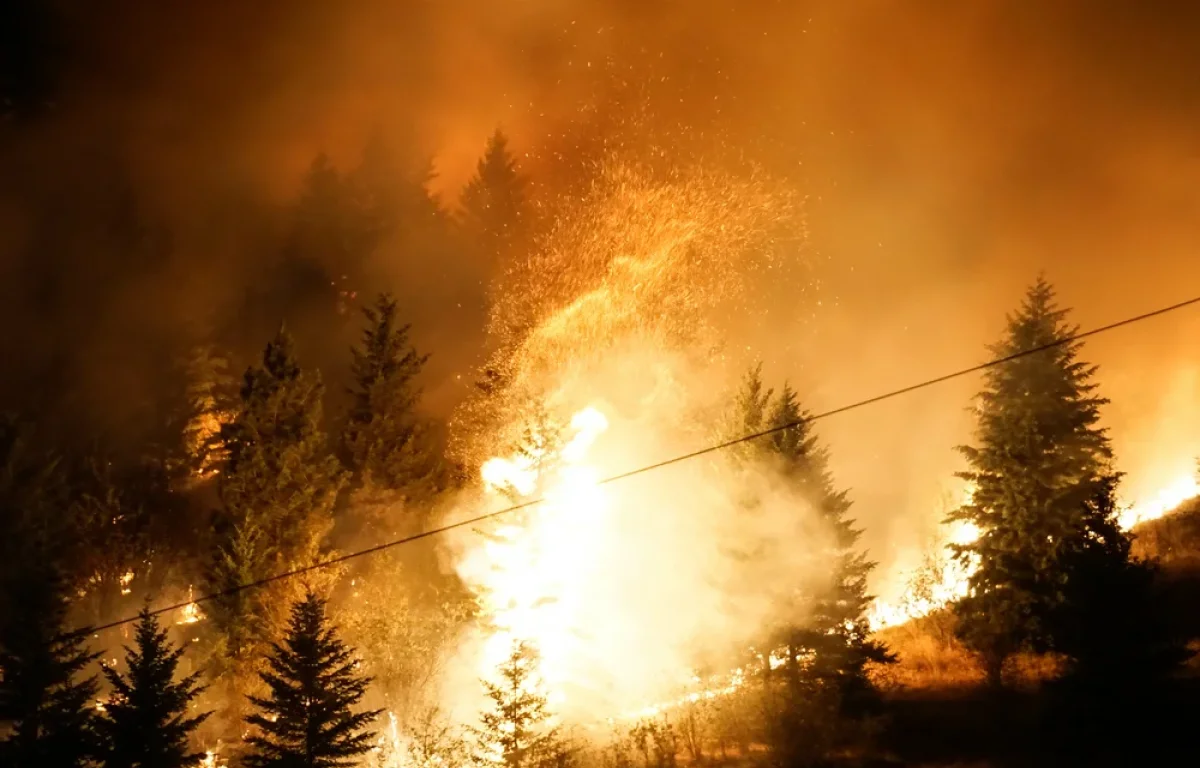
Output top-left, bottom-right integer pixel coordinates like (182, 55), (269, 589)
(98, 609), (210, 768)
(0, 562), (100, 768)
(949, 277), (1119, 685)
(244, 591), (380, 768)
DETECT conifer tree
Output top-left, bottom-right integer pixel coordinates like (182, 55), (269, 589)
(0, 560), (100, 768)
(342, 293), (439, 509)
(243, 591), (380, 768)
(948, 276), (1117, 685)
(0, 421), (99, 767)
(460, 129), (528, 262)
(470, 641), (568, 768)
(216, 327), (345, 580)
(180, 342), (235, 481)
(98, 609), (210, 768)
(205, 328), (345, 729)
(730, 366), (892, 714)
(349, 133), (444, 246)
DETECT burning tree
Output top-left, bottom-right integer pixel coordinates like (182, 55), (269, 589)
(244, 591), (380, 768)
(205, 328), (346, 731)
(948, 276), (1118, 685)
(471, 641), (571, 768)
(97, 609), (211, 768)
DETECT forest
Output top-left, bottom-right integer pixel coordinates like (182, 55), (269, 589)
(3, 2), (1200, 768)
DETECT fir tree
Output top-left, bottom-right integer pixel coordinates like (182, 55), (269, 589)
(216, 327), (346, 580)
(1043, 477), (1194, 764)
(244, 591), (381, 768)
(98, 609), (210, 768)
(730, 366), (892, 714)
(0, 420), (100, 767)
(180, 342), (235, 480)
(342, 293), (439, 509)
(0, 561), (100, 768)
(205, 328), (345, 731)
(460, 129), (528, 262)
(470, 641), (568, 768)
(948, 276), (1117, 685)
(348, 133), (444, 247)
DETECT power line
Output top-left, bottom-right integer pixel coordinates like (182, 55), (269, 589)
(75, 292), (1200, 639)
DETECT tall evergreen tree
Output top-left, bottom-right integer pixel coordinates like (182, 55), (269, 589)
(98, 609), (210, 768)
(460, 129), (528, 262)
(0, 561), (100, 768)
(730, 366), (892, 714)
(205, 329), (345, 730)
(470, 641), (568, 768)
(0, 419), (99, 767)
(216, 327), (345, 581)
(342, 293), (438, 508)
(243, 591), (380, 768)
(948, 276), (1117, 685)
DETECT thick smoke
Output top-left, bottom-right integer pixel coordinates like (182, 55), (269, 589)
(3, 0), (1200, 624)
(433, 159), (826, 722)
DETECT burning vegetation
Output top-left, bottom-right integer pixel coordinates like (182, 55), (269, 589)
(3, 4), (1200, 768)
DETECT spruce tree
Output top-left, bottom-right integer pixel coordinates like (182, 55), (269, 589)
(0, 561), (100, 768)
(730, 366), (892, 714)
(342, 293), (439, 508)
(470, 641), (568, 768)
(205, 328), (345, 730)
(460, 129), (528, 262)
(0, 420), (100, 767)
(243, 591), (381, 768)
(215, 327), (345, 581)
(948, 276), (1117, 685)
(98, 609), (210, 768)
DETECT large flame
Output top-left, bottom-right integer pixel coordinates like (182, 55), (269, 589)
(466, 407), (611, 710)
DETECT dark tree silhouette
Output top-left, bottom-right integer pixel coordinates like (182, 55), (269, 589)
(98, 609), (210, 768)
(244, 591), (380, 768)
(342, 293), (439, 511)
(0, 563), (100, 768)
(460, 129), (529, 262)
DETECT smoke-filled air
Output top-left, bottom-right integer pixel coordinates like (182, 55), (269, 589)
(3, 2), (1200, 768)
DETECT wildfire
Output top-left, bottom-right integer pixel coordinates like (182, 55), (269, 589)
(867, 473), (1200, 631)
(463, 407), (611, 713)
(177, 585), (204, 625)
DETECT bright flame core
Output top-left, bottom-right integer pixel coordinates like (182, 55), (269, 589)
(463, 407), (611, 713)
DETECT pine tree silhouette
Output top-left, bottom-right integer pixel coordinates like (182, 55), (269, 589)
(0, 561), (100, 768)
(244, 591), (380, 768)
(98, 608), (210, 768)
(343, 293), (439, 507)
(460, 129), (528, 262)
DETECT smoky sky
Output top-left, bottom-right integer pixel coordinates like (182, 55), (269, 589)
(2, 1), (1199, 557)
